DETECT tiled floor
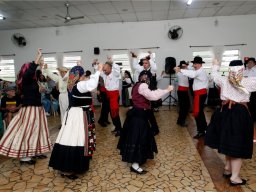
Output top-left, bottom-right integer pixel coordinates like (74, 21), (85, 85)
(0, 106), (255, 192)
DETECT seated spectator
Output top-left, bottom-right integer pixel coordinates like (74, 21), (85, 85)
(38, 73), (51, 116)
(0, 89), (4, 138)
(1, 85), (22, 127)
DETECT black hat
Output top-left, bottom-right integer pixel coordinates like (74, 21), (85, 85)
(229, 60), (243, 66)
(191, 56), (205, 64)
(138, 70), (152, 81)
(179, 60), (188, 67)
(247, 57), (256, 63)
(139, 57), (150, 66)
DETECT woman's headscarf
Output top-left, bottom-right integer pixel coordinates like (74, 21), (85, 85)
(67, 66), (84, 93)
(17, 62), (34, 94)
(138, 70), (151, 84)
(228, 60), (249, 95)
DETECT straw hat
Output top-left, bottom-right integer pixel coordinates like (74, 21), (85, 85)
(56, 67), (69, 72)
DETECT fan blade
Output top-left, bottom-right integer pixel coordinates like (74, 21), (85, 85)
(71, 16), (84, 20)
(64, 19), (71, 23)
(56, 14), (65, 19)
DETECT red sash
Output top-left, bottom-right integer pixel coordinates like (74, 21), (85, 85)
(178, 86), (189, 91)
(106, 90), (120, 118)
(99, 86), (107, 92)
(193, 89), (207, 117)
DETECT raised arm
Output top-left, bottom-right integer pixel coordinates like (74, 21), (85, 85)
(210, 59), (224, 87)
(44, 64), (59, 82)
(131, 52), (143, 72)
(35, 48), (43, 65)
(148, 51), (157, 73)
(77, 63), (103, 93)
(138, 83), (173, 101)
(23, 49), (42, 79)
(112, 63), (121, 78)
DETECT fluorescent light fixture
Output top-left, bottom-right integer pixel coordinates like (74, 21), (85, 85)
(0, 15), (6, 20)
(187, 0), (193, 6)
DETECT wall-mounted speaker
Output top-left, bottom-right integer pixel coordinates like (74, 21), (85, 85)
(94, 47), (100, 55)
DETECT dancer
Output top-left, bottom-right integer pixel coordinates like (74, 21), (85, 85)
(118, 70), (173, 174)
(174, 56), (208, 139)
(44, 64), (69, 123)
(176, 60), (190, 127)
(205, 59), (256, 186)
(49, 64), (103, 180)
(244, 57), (256, 121)
(102, 59), (122, 136)
(0, 48), (52, 164)
(131, 51), (160, 135)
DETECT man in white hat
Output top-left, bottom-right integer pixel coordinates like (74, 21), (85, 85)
(44, 65), (69, 124)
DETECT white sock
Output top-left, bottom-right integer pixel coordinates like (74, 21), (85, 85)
(20, 157), (31, 161)
(132, 162), (143, 172)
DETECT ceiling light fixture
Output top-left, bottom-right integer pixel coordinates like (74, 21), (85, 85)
(187, 0), (193, 6)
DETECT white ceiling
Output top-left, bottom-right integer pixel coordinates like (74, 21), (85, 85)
(0, 0), (256, 30)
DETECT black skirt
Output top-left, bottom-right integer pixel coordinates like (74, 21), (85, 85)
(205, 103), (254, 159)
(49, 144), (91, 174)
(117, 108), (158, 165)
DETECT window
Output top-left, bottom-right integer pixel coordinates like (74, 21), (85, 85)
(220, 49), (240, 76)
(63, 55), (81, 68)
(0, 58), (15, 82)
(44, 56), (58, 73)
(193, 51), (213, 74)
(112, 54), (132, 75)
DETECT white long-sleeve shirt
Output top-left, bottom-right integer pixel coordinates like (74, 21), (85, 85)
(177, 72), (189, 87)
(45, 69), (68, 93)
(180, 67), (208, 91)
(211, 65), (256, 102)
(101, 63), (121, 91)
(244, 66), (256, 77)
(132, 56), (157, 82)
(138, 83), (169, 101)
(77, 71), (100, 93)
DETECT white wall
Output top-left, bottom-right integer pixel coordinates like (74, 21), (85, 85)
(0, 14), (256, 75)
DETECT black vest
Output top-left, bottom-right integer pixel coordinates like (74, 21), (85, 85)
(69, 83), (92, 107)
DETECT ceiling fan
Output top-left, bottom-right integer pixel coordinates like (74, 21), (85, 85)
(56, 2), (84, 23)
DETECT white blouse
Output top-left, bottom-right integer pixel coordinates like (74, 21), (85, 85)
(77, 71), (100, 93)
(210, 65), (256, 102)
(138, 83), (169, 101)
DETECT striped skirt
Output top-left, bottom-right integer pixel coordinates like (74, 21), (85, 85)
(0, 106), (52, 158)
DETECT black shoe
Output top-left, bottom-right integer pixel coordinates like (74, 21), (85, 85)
(20, 159), (36, 165)
(223, 173), (232, 178)
(153, 130), (160, 136)
(111, 128), (117, 133)
(98, 121), (107, 127)
(32, 154), (47, 159)
(193, 132), (205, 139)
(61, 173), (78, 180)
(115, 131), (120, 137)
(177, 122), (187, 127)
(230, 179), (247, 186)
(130, 166), (147, 174)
